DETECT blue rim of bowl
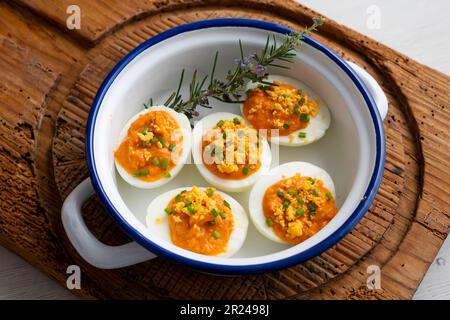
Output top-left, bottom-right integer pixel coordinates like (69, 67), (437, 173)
(85, 18), (386, 275)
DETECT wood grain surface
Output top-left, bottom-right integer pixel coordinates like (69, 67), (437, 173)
(0, 0), (449, 299)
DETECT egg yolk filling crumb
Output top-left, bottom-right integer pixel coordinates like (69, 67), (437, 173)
(165, 186), (234, 256)
(243, 81), (318, 137)
(201, 118), (262, 180)
(263, 173), (338, 244)
(114, 111), (183, 181)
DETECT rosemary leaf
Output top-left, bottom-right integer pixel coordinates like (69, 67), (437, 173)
(209, 51), (218, 87)
(163, 91), (176, 107)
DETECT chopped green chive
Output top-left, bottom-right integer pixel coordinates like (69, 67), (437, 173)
(283, 201), (290, 209)
(180, 190), (186, 194)
(212, 231), (221, 239)
(210, 220), (216, 225)
(168, 143), (176, 151)
(218, 211), (226, 219)
(300, 113), (310, 122)
(282, 93), (290, 98)
(296, 208), (305, 217)
(307, 202), (317, 215)
(242, 166), (249, 174)
(297, 197), (305, 204)
(298, 97), (305, 106)
(294, 107), (301, 115)
(161, 157), (169, 170)
(142, 127), (149, 135)
(326, 191), (333, 201)
(133, 168), (150, 177)
(211, 208), (219, 217)
(152, 157), (160, 166)
(308, 177), (315, 184)
(206, 187), (215, 197)
(223, 132), (227, 140)
(223, 200), (231, 209)
(151, 136), (159, 143)
(164, 207), (172, 215)
(164, 172), (171, 178)
(312, 188), (319, 196)
(175, 194), (182, 201)
(184, 199), (191, 206)
(277, 190), (285, 198)
(288, 189), (298, 196)
(266, 217), (273, 227)
(217, 120), (225, 127)
(298, 132), (307, 139)
(207, 145), (215, 156)
(233, 117), (241, 125)
(187, 205), (198, 214)
(283, 123), (290, 129)
(158, 137), (166, 147)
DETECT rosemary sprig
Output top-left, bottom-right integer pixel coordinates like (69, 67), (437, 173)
(149, 18), (324, 119)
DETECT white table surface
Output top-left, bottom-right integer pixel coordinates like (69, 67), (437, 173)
(0, 0), (449, 300)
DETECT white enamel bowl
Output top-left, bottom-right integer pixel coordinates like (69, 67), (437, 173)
(61, 19), (387, 274)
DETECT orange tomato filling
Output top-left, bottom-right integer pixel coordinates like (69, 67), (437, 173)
(166, 186), (234, 256)
(201, 118), (262, 180)
(263, 173), (338, 244)
(242, 81), (318, 137)
(114, 110), (182, 181)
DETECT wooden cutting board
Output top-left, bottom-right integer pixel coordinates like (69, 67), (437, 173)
(0, 0), (449, 299)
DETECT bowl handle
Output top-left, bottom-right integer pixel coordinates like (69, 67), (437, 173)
(346, 61), (388, 120)
(61, 178), (156, 269)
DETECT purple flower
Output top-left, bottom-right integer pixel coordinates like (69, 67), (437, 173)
(252, 64), (266, 78)
(235, 56), (250, 70)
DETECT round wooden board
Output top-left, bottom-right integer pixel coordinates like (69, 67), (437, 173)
(49, 3), (427, 299)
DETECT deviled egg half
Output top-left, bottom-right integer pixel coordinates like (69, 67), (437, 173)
(114, 106), (191, 189)
(241, 75), (331, 146)
(249, 162), (338, 245)
(146, 186), (248, 257)
(192, 112), (271, 192)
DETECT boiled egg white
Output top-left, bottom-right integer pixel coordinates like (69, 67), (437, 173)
(192, 112), (271, 192)
(241, 74), (331, 147)
(145, 187), (249, 257)
(248, 161), (336, 244)
(115, 106), (191, 189)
